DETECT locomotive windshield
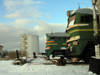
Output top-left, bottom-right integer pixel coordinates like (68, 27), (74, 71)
(50, 37), (56, 41)
(68, 15), (76, 27)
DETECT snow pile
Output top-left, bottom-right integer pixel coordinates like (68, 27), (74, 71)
(0, 58), (96, 75)
(31, 57), (52, 64)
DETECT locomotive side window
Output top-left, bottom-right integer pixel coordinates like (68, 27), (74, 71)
(63, 37), (67, 41)
(80, 15), (93, 23)
(51, 37), (56, 41)
(97, 15), (99, 24)
(58, 37), (61, 41)
(81, 16), (85, 23)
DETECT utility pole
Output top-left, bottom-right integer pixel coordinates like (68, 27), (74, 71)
(89, 0), (100, 75)
(92, 0), (100, 58)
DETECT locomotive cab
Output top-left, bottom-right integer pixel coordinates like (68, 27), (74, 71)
(66, 8), (99, 62)
(45, 32), (67, 59)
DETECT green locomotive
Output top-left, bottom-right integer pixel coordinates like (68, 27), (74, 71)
(45, 32), (67, 59)
(45, 8), (100, 63)
(66, 7), (100, 62)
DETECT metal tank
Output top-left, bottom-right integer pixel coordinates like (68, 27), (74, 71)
(27, 35), (39, 58)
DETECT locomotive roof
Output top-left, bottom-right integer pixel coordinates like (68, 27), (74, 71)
(46, 32), (67, 37)
(67, 7), (98, 16)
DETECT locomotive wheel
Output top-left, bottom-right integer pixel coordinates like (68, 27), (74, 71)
(56, 56), (66, 66)
(83, 49), (95, 63)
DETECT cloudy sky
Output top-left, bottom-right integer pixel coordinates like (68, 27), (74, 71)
(0, 0), (92, 52)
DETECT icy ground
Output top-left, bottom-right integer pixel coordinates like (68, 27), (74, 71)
(0, 57), (93, 75)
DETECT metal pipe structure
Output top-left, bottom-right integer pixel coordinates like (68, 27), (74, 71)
(16, 50), (19, 60)
(92, 0), (100, 58)
(89, 1), (100, 74)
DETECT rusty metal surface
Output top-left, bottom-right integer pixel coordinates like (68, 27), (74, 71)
(96, 0), (100, 23)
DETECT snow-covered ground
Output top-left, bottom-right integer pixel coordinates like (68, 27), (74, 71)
(0, 57), (94, 75)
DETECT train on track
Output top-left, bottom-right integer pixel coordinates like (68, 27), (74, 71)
(45, 32), (67, 60)
(45, 7), (100, 63)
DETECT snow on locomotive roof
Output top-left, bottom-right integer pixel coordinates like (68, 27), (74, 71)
(46, 32), (67, 37)
(67, 7), (98, 16)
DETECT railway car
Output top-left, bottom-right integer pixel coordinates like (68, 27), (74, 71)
(45, 32), (67, 59)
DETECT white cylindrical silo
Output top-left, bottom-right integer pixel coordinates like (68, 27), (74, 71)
(27, 35), (39, 58)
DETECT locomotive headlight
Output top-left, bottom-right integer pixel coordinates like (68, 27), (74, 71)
(68, 43), (71, 47)
(46, 47), (50, 49)
(73, 41), (78, 45)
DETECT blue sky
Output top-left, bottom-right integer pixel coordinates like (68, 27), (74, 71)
(0, 0), (92, 23)
(35, 0), (92, 23)
(0, 0), (93, 52)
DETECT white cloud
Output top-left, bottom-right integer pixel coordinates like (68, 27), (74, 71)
(11, 19), (35, 29)
(0, 23), (11, 31)
(34, 20), (67, 37)
(1, 0), (67, 52)
(45, 13), (51, 19)
(0, 21), (67, 52)
(4, 0), (42, 12)
(0, 23), (20, 50)
(28, 20), (67, 52)
(5, 8), (43, 19)
(4, 0), (43, 18)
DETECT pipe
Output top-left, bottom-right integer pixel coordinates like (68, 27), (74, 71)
(16, 50), (19, 60)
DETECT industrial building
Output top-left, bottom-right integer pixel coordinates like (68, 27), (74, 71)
(21, 34), (39, 58)
(0, 45), (3, 58)
(21, 34), (27, 57)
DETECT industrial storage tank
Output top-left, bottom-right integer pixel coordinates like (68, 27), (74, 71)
(27, 35), (39, 58)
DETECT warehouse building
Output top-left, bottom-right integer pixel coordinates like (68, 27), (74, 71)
(0, 45), (3, 58)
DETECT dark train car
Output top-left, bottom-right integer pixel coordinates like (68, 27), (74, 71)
(45, 32), (67, 59)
